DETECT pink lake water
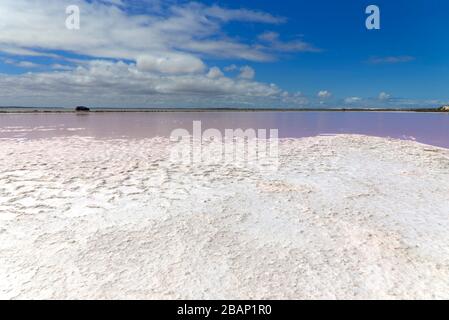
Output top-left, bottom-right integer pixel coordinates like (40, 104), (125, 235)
(0, 111), (448, 148)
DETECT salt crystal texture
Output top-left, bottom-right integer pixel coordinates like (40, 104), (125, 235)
(0, 135), (449, 299)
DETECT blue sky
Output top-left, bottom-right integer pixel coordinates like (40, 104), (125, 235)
(0, 0), (448, 108)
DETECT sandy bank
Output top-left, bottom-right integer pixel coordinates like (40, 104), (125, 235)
(1, 135), (449, 299)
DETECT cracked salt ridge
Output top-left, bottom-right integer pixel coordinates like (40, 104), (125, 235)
(1, 134), (449, 299)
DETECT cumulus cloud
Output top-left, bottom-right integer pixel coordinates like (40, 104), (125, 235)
(224, 64), (238, 72)
(0, 60), (285, 107)
(379, 92), (391, 100)
(238, 66), (256, 80)
(136, 53), (205, 74)
(344, 97), (362, 104)
(206, 67), (224, 79)
(280, 91), (308, 106)
(317, 90), (332, 99)
(0, 0), (322, 108)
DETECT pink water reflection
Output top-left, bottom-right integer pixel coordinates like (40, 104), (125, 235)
(0, 112), (448, 148)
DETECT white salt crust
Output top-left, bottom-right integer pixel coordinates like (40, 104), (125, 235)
(1, 135), (449, 299)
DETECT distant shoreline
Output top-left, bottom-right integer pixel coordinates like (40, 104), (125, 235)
(0, 107), (448, 113)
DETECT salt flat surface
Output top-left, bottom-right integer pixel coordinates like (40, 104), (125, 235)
(1, 135), (449, 299)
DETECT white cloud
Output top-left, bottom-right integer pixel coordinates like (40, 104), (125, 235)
(317, 90), (332, 99)
(257, 31), (320, 53)
(0, 0), (291, 64)
(0, 60), (285, 107)
(51, 64), (73, 71)
(258, 31), (279, 42)
(3, 59), (40, 68)
(0, 0), (322, 108)
(238, 66), (255, 80)
(280, 91), (308, 105)
(202, 5), (285, 24)
(206, 67), (224, 79)
(379, 92), (391, 100)
(344, 96), (362, 104)
(136, 53), (205, 74)
(224, 64), (238, 72)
